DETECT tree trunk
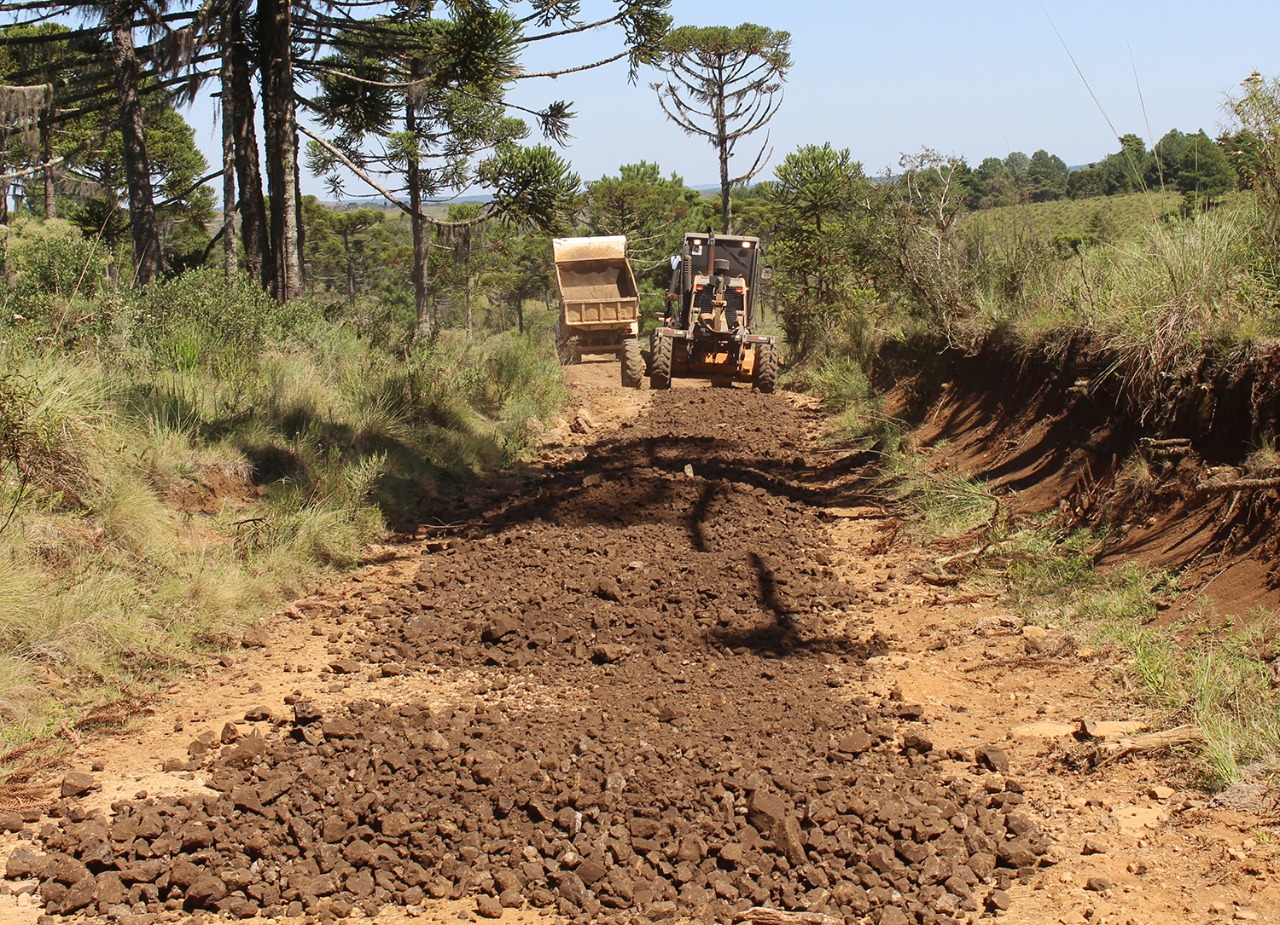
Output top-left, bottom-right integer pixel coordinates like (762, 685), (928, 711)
(406, 77), (432, 341)
(431, 225), (442, 330)
(464, 225), (473, 339)
(718, 143), (731, 234)
(227, 5), (269, 290)
(259, 0), (303, 302)
(220, 49), (237, 279)
(41, 118), (54, 220)
(340, 226), (355, 309)
(0, 148), (9, 225)
(716, 89), (732, 233)
(110, 19), (162, 287)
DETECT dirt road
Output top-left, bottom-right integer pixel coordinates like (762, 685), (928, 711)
(2, 362), (1277, 925)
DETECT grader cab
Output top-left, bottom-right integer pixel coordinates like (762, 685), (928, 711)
(648, 232), (777, 392)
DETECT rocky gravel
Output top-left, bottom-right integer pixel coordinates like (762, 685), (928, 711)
(4, 388), (1051, 924)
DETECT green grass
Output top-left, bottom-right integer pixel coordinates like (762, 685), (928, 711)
(1004, 534), (1280, 789)
(883, 447), (1001, 537)
(963, 190), (1184, 248)
(784, 352), (905, 451)
(944, 194), (1280, 403)
(866, 436), (1280, 790)
(0, 265), (570, 761)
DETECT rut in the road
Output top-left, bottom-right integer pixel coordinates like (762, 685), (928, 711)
(6, 390), (1050, 924)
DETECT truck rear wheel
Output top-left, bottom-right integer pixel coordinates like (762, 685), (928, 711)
(621, 338), (643, 388)
(650, 335), (673, 389)
(754, 342), (778, 394)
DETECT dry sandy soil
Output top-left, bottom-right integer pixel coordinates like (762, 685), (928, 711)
(2, 359), (1277, 925)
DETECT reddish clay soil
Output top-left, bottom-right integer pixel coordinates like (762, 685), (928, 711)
(2, 359), (1278, 925)
(896, 343), (1280, 618)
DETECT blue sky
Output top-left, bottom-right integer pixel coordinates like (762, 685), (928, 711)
(178, 0), (1280, 199)
(503, 0), (1280, 187)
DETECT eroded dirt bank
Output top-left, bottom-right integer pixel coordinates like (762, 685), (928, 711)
(2, 362), (1278, 925)
(886, 340), (1280, 614)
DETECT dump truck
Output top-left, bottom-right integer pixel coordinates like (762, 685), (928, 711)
(648, 232), (777, 392)
(552, 235), (643, 388)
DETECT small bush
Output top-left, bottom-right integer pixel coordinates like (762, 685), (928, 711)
(1, 218), (110, 302)
(0, 219), (114, 344)
(125, 268), (320, 378)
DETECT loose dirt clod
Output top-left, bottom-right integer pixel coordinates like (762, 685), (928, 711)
(5, 389), (1051, 924)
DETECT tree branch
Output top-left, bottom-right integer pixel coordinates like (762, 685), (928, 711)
(518, 50), (629, 79)
(298, 124), (488, 228)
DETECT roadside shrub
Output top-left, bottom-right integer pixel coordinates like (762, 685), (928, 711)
(487, 329), (567, 452)
(125, 268), (320, 377)
(1, 219), (110, 302)
(0, 219), (113, 343)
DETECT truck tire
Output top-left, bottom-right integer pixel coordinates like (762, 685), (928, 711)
(621, 338), (643, 388)
(650, 335), (673, 389)
(754, 342), (778, 394)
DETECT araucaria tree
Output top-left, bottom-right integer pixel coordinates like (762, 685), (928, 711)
(651, 22), (790, 233)
(582, 161), (711, 278)
(0, 0), (671, 307)
(762, 143), (876, 357)
(306, 1), (666, 334)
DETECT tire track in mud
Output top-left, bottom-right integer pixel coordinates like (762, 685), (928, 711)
(5, 389), (1050, 924)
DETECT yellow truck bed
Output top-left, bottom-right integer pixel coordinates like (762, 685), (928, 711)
(553, 236), (639, 330)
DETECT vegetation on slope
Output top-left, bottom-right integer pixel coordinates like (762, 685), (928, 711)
(777, 78), (1280, 789)
(0, 231), (567, 756)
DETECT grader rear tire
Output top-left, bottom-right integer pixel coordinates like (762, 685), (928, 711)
(754, 342), (778, 394)
(650, 336), (673, 389)
(621, 338), (643, 388)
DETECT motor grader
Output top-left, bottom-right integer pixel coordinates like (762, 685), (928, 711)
(647, 232), (777, 392)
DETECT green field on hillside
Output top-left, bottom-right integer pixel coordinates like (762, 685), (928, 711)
(963, 190), (1183, 246)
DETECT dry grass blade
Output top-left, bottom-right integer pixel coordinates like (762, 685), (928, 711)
(0, 783), (54, 813)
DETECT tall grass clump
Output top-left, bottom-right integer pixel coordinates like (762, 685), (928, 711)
(964, 202), (1274, 356)
(788, 353), (901, 449)
(1, 250), (570, 757)
(0, 354), (280, 750)
(0, 350), (122, 522)
(1083, 211), (1269, 379)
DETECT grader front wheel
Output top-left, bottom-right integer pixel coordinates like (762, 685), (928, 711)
(650, 336), (673, 390)
(753, 342), (778, 394)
